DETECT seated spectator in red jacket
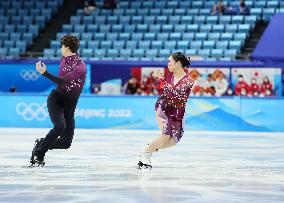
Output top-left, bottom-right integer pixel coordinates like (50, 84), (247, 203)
(235, 74), (249, 96)
(249, 77), (260, 97)
(261, 76), (274, 96)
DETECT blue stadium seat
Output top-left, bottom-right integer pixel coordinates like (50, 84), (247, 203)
(138, 41), (151, 49)
(126, 41), (137, 49)
(119, 49), (132, 58)
(169, 33), (181, 41)
(156, 16), (168, 24)
(106, 33), (118, 41)
(177, 41), (190, 50)
(182, 33), (195, 40)
(132, 49), (145, 58)
(200, 24), (212, 33)
(162, 9), (174, 16)
(224, 49), (237, 59)
(87, 25), (98, 32)
(175, 9), (186, 16)
(94, 49), (106, 58)
(112, 25), (123, 33)
(131, 16), (143, 24)
(203, 41), (215, 49)
(174, 25), (186, 33)
(113, 41), (125, 49)
(164, 41), (176, 50)
(225, 24), (238, 33)
(81, 33), (93, 41)
(229, 41), (242, 52)
(206, 16), (218, 24)
(190, 41), (202, 49)
(149, 25), (161, 33)
(219, 16), (232, 25)
(51, 41), (60, 49)
(232, 16), (244, 24)
(119, 16), (130, 24)
(8, 48), (20, 58)
(62, 24), (73, 33)
(124, 24), (136, 33)
(185, 49), (197, 56)
(156, 33), (169, 41)
(4, 40), (14, 49)
(144, 33), (156, 41)
(181, 16), (193, 24)
(100, 41), (112, 49)
(131, 33), (143, 41)
(99, 25), (111, 32)
(10, 33), (21, 41)
(149, 8), (161, 16)
(187, 24), (199, 33)
(5, 25), (15, 33)
(94, 33), (105, 41)
(211, 49), (224, 58)
(212, 24), (224, 33)
(136, 24), (148, 33)
(82, 16), (93, 25)
(88, 41), (99, 49)
(195, 33), (207, 41)
(137, 9), (148, 16)
(216, 41), (229, 49)
(145, 49), (158, 57)
(167, 1), (179, 9)
(0, 48), (8, 58)
(118, 33), (130, 41)
(198, 49), (211, 58)
(238, 24), (250, 33)
(82, 49), (93, 58)
(11, 16), (21, 25)
(158, 49), (171, 58)
(144, 16), (155, 24)
(74, 25), (86, 33)
(221, 33), (233, 41)
(70, 16), (81, 24)
(169, 16), (181, 24)
(151, 41), (163, 49)
(194, 16), (206, 24)
(44, 49), (55, 58)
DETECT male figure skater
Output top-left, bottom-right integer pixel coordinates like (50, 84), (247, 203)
(30, 35), (86, 166)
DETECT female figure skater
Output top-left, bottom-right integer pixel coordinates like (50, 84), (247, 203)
(30, 35), (86, 166)
(138, 52), (194, 169)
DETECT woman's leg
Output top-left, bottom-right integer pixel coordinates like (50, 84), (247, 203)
(146, 112), (177, 153)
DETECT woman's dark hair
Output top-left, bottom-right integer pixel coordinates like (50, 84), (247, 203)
(171, 52), (191, 67)
(61, 35), (80, 53)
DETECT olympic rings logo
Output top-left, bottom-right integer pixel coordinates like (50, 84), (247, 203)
(16, 102), (48, 121)
(20, 69), (41, 81)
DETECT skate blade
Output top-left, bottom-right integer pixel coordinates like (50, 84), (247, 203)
(137, 161), (152, 170)
(29, 161), (45, 168)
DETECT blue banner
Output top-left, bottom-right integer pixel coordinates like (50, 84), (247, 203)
(1, 94), (284, 132)
(0, 63), (91, 93)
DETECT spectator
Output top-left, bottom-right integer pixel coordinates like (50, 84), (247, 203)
(211, 0), (226, 16)
(125, 76), (140, 95)
(261, 76), (274, 96)
(103, 0), (117, 9)
(249, 77), (260, 97)
(215, 72), (228, 96)
(235, 74), (249, 96)
(10, 85), (16, 93)
(204, 74), (216, 96)
(84, 0), (96, 15)
(236, 0), (250, 15)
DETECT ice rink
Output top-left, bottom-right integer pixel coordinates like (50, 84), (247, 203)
(0, 128), (284, 203)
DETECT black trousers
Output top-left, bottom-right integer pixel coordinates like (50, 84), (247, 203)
(35, 89), (78, 156)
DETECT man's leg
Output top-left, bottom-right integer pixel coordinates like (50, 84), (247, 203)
(34, 91), (66, 157)
(49, 98), (77, 150)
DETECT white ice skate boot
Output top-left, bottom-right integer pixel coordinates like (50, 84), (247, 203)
(138, 143), (152, 169)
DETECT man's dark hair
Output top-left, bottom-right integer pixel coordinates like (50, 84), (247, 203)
(61, 35), (80, 53)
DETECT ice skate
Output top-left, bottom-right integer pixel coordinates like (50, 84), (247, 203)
(30, 138), (44, 167)
(138, 143), (152, 170)
(30, 155), (45, 167)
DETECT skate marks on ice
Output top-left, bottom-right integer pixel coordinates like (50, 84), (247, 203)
(0, 128), (284, 202)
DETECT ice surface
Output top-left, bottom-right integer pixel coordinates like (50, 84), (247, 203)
(0, 128), (284, 203)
